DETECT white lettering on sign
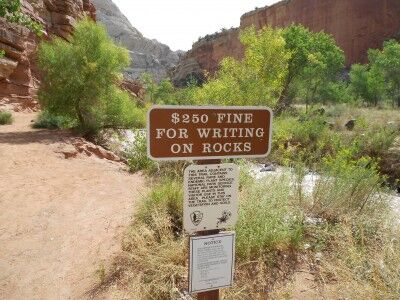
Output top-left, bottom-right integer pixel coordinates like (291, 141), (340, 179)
(184, 164), (239, 233)
(189, 232), (235, 293)
(147, 106), (273, 160)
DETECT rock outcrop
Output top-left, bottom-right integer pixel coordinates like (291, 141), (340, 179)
(174, 0), (400, 85)
(92, 0), (181, 81)
(0, 0), (95, 109)
(173, 28), (241, 87)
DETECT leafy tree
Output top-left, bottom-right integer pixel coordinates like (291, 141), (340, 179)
(275, 25), (345, 113)
(38, 18), (144, 135)
(369, 40), (400, 107)
(139, 73), (157, 102)
(0, 0), (43, 34)
(349, 64), (385, 106)
(316, 81), (352, 104)
(154, 79), (175, 104)
(139, 74), (177, 104)
(195, 26), (290, 107)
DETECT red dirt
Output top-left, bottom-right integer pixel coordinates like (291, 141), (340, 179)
(0, 113), (144, 299)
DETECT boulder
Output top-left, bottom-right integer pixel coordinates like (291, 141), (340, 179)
(345, 119), (356, 131)
(0, 58), (18, 80)
(72, 138), (123, 162)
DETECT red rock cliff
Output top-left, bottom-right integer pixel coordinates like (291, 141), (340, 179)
(0, 0), (95, 110)
(174, 0), (400, 85)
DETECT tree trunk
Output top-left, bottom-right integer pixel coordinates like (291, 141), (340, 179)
(75, 102), (84, 127)
(274, 79), (291, 115)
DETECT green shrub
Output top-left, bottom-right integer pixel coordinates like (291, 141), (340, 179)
(369, 40), (400, 107)
(135, 179), (183, 235)
(0, 111), (12, 125)
(126, 130), (157, 173)
(272, 114), (339, 167)
(33, 110), (76, 129)
(312, 148), (386, 221)
(236, 175), (304, 260)
(354, 126), (397, 157)
(316, 81), (353, 104)
(37, 18), (142, 136)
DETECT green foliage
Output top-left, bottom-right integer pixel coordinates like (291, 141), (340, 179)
(349, 39), (400, 107)
(353, 126), (397, 157)
(33, 110), (77, 129)
(276, 25), (345, 112)
(316, 81), (352, 104)
(194, 26), (290, 107)
(136, 179), (183, 235)
(0, 0), (43, 34)
(369, 40), (400, 107)
(0, 110), (12, 125)
(312, 148), (386, 221)
(0, 49), (5, 58)
(236, 175), (304, 260)
(272, 113), (339, 167)
(38, 18), (144, 135)
(139, 74), (177, 104)
(126, 130), (157, 173)
(349, 64), (385, 106)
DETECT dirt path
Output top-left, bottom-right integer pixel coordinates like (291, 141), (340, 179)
(0, 113), (144, 300)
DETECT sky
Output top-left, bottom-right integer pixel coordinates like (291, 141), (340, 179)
(112, 0), (278, 51)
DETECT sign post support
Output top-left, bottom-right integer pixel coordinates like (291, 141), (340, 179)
(195, 159), (221, 300)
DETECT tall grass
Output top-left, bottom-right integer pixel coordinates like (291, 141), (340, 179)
(304, 149), (399, 299)
(102, 113), (399, 298)
(236, 175), (304, 259)
(312, 149), (386, 221)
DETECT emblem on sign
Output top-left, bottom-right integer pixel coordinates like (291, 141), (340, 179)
(217, 210), (232, 226)
(190, 211), (203, 226)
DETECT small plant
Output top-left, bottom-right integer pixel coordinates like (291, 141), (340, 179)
(95, 263), (106, 284)
(0, 111), (13, 125)
(33, 110), (76, 129)
(125, 130), (157, 173)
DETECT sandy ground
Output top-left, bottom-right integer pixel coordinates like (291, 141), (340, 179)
(0, 113), (145, 300)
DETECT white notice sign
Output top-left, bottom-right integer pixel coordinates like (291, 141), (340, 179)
(189, 232), (235, 293)
(184, 163), (239, 233)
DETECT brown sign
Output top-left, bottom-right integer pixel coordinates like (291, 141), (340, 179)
(147, 106), (272, 160)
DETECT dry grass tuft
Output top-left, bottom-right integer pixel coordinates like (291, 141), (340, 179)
(120, 210), (187, 299)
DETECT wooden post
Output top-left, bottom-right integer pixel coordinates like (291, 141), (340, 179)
(194, 159), (221, 300)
